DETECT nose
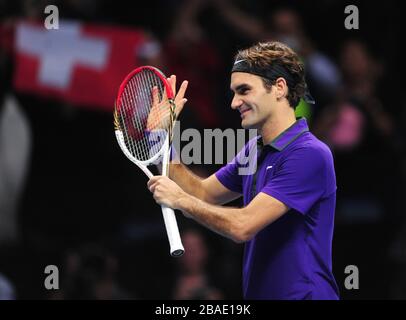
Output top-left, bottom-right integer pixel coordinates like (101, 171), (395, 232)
(231, 95), (243, 110)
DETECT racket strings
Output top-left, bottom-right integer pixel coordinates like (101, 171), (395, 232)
(116, 69), (171, 162)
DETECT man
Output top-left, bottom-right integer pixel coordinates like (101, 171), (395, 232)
(148, 41), (339, 300)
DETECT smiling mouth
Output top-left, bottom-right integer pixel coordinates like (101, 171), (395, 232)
(240, 108), (251, 117)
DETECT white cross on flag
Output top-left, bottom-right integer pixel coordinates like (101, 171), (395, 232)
(13, 20), (147, 111)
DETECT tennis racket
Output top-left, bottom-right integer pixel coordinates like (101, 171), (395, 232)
(114, 66), (184, 257)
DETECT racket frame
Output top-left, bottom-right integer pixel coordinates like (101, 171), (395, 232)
(114, 66), (184, 257)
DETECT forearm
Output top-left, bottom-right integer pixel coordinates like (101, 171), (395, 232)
(169, 162), (205, 200)
(176, 193), (248, 243)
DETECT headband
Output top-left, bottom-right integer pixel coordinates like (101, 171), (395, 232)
(231, 59), (315, 104)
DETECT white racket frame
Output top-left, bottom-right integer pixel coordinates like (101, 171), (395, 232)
(115, 129), (184, 257)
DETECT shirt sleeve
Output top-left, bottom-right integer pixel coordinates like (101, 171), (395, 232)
(215, 159), (242, 193)
(215, 138), (257, 194)
(261, 146), (336, 215)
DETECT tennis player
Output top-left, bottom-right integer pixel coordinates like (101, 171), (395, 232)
(148, 41), (339, 300)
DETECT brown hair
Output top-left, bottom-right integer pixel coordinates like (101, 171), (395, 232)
(234, 41), (306, 108)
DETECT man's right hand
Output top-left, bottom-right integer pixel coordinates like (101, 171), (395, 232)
(146, 75), (188, 131)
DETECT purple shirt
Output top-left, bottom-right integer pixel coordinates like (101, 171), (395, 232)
(215, 118), (339, 300)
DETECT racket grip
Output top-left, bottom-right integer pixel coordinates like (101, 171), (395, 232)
(161, 205), (185, 257)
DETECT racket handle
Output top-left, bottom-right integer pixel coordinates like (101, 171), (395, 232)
(161, 205), (185, 257)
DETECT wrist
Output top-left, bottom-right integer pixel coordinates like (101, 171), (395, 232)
(175, 192), (191, 211)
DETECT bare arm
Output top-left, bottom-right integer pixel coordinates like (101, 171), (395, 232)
(170, 163), (241, 205)
(176, 192), (288, 242)
(148, 175), (289, 243)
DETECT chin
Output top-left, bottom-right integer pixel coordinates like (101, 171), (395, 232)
(241, 119), (258, 129)
(240, 119), (249, 128)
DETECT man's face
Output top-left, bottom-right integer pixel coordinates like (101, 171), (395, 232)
(230, 72), (275, 129)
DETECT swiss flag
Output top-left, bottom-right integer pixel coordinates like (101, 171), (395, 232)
(13, 20), (146, 111)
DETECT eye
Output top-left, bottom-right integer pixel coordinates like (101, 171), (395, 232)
(238, 88), (249, 95)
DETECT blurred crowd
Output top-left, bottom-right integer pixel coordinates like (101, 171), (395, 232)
(0, 0), (404, 299)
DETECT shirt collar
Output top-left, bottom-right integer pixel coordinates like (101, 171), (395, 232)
(259, 117), (309, 151)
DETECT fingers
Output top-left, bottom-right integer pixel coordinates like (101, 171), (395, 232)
(148, 182), (156, 193)
(174, 80), (189, 115)
(147, 176), (160, 191)
(147, 86), (161, 130)
(174, 98), (188, 117)
(172, 75), (176, 96)
(177, 80), (188, 100)
(167, 75), (176, 97)
(167, 75), (188, 99)
(151, 86), (159, 108)
(147, 175), (168, 192)
(166, 76), (189, 116)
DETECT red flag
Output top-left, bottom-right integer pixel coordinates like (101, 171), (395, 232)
(13, 20), (146, 111)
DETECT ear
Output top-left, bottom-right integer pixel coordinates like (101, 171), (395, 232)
(274, 77), (288, 100)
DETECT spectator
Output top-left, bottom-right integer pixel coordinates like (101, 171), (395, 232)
(172, 228), (223, 300)
(313, 39), (401, 299)
(212, 1), (341, 117)
(49, 244), (134, 300)
(164, 0), (225, 128)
